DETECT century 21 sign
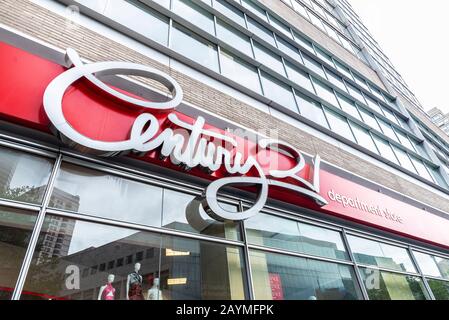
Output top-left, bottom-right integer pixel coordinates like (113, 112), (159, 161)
(43, 48), (327, 222)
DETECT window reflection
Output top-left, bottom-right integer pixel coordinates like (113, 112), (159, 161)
(245, 213), (349, 260)
(0, 207), (37, 300)
(49, 163), (163, 227)
(21, 216), (247, 300)
(250, 250), (362, 300)
(0, 147), (53, 204)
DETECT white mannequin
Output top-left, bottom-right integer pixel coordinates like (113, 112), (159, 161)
(97, 274), (115, 300)
(126, 263), (143, 300)
(147, 277), (163, 300)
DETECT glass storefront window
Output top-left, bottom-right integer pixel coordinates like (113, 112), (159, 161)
(161, 189), (241, 241)
(427, 279), (449, 300)
(245, 213), (349, 261)
(49, 162), (163, 227)
(347, 235), (416, 273)
(413, 251), (449, 280)
(0, 207), (38, 300)
(0, 147), (53, 205)
(250, 250), (362, 300)
(359, 267), (429, 300)
(171, 23), (219, 72)
(220, 50), (262, 94)
(21, 216), (247, 300)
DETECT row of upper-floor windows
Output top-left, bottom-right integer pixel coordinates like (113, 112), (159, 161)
(75, 0), (448, 188)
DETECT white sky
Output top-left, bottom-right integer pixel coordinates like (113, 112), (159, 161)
(349, 0), (449, 114)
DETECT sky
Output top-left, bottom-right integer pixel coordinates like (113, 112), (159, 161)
(349, 0), (449, 114)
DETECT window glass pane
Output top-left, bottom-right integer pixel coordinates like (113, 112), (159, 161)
(247, 17), (275, 46)
(324, 108), (355, 142)
(315, 47), (334, 66)
(360, 109), (381, 132)
(0, 207), (37, 300)
(364, 94), (383, 115)
(161, 189), (240, 241)
(292, 31), (314, 54)
(346, 82), (366, 105)
(261, 72), (297, 112)
(242, 0), (268, 21)
(269, 15), (292, 38)
(220, 50), (262, 93)
(378, 119), (399, 143)
(347, 235), (416, 273)
(410, 156), (434, 182)
(412, 141), (430, 160)
(392, 147), (417, 174)
(353, 73), (370, 92)
(373, 136), (400, 165)
(49, 163), (163, 227)
(253, 42), (286, 76)
(250, 250), (362, 300)
(285, 62), (313, 92)
(105, 1), (169, 46)
(214, 0), (246, 26)
(412, 251), (445, 278)
(173, 0), (214, 34)
(277, 37), (302, 63)
(395, 130), (415, 151)
(0, 147), (53, 204)
(313, 78), (338, 106)
(325, 69), (347, 92)
(171, 23), (219, 72)
(245, 213), (349, 260)
(350, 122), (378, 154)
(336, 94), (361, 120)
(359, 267), (429, 300)
(296, 91), (328, 128)
(427, 279), (449, 300)
(334, 60), (353, 79)
(302, 54), (325, 78)
(21, 216), (247, 300)
(216, 20), (252, 57)
(382, 107), (400, 126)
(292, 0), (309, 19)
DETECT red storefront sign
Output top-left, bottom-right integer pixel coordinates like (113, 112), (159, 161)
(269, 274), (284, 300)
(1, 41), (449, 249)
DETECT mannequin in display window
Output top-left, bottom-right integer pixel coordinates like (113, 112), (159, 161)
(147, 277), (163, 300)
(98, 274), (116, 300)
(126, 263), (144, 300)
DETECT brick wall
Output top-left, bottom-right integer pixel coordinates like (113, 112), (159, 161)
(0, 0), (448, 213)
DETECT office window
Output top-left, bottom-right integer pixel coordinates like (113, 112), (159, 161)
(216, 20), (252, 57)
(247, 17), (275, 46)
(410, 156), (434, 182)
(364, 94), (383, 115)
(373, 136), (400, 165)
(214, 0), (246, 26)
(382, 108), (400, 126)
(253, 42), (286, 76)
(353, 73), (370, 92)
(347, 235), (416, 273)
(292, 30), (315, 54)
(360, 109), (382, 132)
(395, 130), (416, 152)
(261, 72), (297, 112)
(245, 213), (349, 260)
(296, 91), (329, 128)
(336, 94), (361, 120)
(172, 0), (215, 34)
(242, 0), (268, 22)
(220, 50), (262, 94)
(324, 108), (356, 142)
(285, 62), (314, 92)
(0, 147), (53, 204)
(315, 47), (334, 66)
(325, 68), (347, 92)
(302, 54), (325, 78)
(277, 37), (302, 63)
(350, 122), (378, 154)
(313, 78), (339, 106)
(346, 82), (366, 105)
(250, 250), (362, 300)
(269, 15), (292, 38)
(171, 23), (219, 72)
(292, 0), (309, 19)
(392, 147), (417, 174)
(378, 120), (400, 143)
(334, 60), (353, 79)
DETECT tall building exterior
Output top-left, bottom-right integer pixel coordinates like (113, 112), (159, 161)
(428, 107), (449, 135)
(1, 0), (449, 301)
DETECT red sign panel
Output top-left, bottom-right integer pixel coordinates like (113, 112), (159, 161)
(1, 41), (449, 249)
